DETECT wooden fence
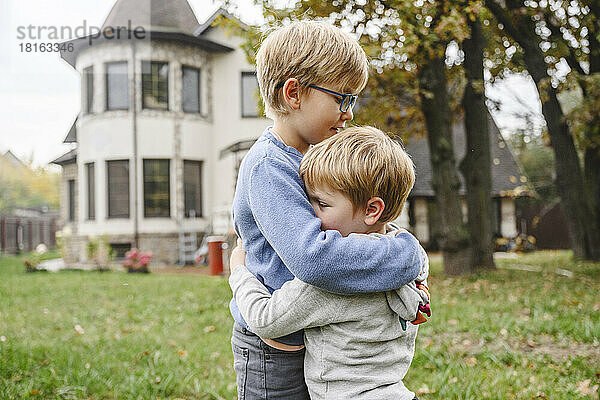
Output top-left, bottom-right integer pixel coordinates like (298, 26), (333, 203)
(0, 214), (58, 255)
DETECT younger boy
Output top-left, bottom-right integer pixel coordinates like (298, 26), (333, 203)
(231, 21), (425, 399)
(230, 127), (429, 399)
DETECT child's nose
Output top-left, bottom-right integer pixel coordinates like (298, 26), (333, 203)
(341, 108), (353, 121)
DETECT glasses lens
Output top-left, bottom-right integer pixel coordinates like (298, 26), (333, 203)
(341, 95), (357, 112)
(341, 96), (351, 112)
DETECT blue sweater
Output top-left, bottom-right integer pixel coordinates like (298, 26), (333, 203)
(230, 129), (422, 345)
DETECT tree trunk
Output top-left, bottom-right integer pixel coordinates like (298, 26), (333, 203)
(460, 16), (495, 269)
(584, 145), (600, 260)
(419, 56), (473, 275)
(486, 0), (600, 260)
(582, 23), (600, 260)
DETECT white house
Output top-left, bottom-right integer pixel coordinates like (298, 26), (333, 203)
(52, 0), (269, 264)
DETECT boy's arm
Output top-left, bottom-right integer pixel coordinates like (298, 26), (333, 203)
(248, 157), (422, 294)
(229, 265), (349, 338)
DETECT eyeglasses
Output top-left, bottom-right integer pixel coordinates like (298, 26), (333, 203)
(307, 84), (358, 113)
(275, 81), (359, 113)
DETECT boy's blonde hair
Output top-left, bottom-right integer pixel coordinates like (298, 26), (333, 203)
(256, 21), (369, 119)
(300, 126), (415, 223)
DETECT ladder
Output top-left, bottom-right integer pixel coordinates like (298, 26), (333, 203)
(178, 231), (197, 265)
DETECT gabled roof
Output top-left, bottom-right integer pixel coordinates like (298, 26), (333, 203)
(51, 149), (77, 166)
(194, 7), (247, 36)
(102, 0), (200, 35)
(406, 114), (529, 198)
(63, 117), (77, 143)
(1, 150), (27, 169)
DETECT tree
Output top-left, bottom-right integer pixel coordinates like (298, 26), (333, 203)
(231, 0), (499, 274)
(485, 0), (600, 260)
(0, 156), (59, 212)
(461, 14), (495, 268)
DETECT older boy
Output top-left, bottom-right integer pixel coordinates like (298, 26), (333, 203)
(231, 127), (428, 400)
(231, 21), (424, 399)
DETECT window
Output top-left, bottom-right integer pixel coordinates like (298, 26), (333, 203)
(107, 160), (130, 218)
(241, 71), (259, 117)
(182, 66), (201, 113)
(143, 159), (170, 218)
(142, 61), (169, 110)
(184, 160), (203, 218)
(68, 179), (75, 222)
(110, 243), (132, 260)
(106, 62), (129, 110)
(84, 66), (94, 113)
(86, 163), (95, 220)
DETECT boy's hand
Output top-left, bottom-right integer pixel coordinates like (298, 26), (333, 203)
(230, 239), (247, 269)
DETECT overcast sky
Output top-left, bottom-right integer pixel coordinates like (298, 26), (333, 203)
(0, 0), (543, 169)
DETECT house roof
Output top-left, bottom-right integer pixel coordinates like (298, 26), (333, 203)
(1, 150), (27, 169)
(194, 7), (248, 36)
(406, 114), (530, 198)
(51, 149), (77, 166)
(63, 118), (77, 143)
(60, 0), (234, 68)
(102, 0), (200, 35)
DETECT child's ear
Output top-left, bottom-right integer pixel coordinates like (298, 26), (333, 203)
(364, 197), (385, 226)
(281, 78), (302, 110)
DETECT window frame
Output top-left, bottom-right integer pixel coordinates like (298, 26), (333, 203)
(241, 71), (260, 118)
(106, 159), (130, 219)
(143, 159), (171, 218)
(86, 162), (95, 220)
(83, 66), (94, 114)
(105, 61), (129, 111)
(68, 179), (75, 222)
(183, 160), (203, 218)
(142, 61), (170, 111)
(182, 65), (201, 114)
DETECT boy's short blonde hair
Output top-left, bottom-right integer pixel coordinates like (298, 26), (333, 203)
(256, 21), (369, 119)
(300, 126), (415, 223)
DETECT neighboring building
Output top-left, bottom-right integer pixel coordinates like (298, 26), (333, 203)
(1, 150), (28, 170)
(393, 115), (530, 249)
(52, 0), (269, 264)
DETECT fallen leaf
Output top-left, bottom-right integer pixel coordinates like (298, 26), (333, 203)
(465, 357), (478, 366)
(448, 319), (458, 326)
(178, 350), (188, 357)
(203, 325), (216, 333)
(74, 324), (85, 335)
(449, 377), (458, 383)
(0, 335), (6, 342)
(416, 386), (436, 395)
(576, 379), (599, 398)
(85, 363), (90, 369)
(30, 390), (40, 395)
(168, 340), (177, 347)
(155, 376), (161, 384)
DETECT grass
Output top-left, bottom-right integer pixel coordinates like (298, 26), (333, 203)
(0, 250), (598, 399)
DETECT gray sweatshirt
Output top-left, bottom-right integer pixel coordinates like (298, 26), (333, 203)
(229, 230), (429, 400)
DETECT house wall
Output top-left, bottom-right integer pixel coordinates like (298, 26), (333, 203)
(60, 163), (78, 234)
(203, 28), (271, 233)
(413, 198), (430, 244)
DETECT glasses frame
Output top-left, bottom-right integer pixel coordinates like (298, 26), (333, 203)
(307, 84), (358, 113)
(275, 81), (359, 113)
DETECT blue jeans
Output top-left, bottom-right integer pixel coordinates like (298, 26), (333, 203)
(231, 323), (310, 400)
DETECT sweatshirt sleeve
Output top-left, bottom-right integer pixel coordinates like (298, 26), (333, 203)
(229, 265), (350, 338)
(248, 156), (422, 294)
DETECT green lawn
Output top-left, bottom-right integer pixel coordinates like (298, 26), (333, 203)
(0, 251), (598, 399)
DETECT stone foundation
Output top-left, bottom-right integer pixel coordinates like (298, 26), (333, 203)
(63, 232), (206, 266)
